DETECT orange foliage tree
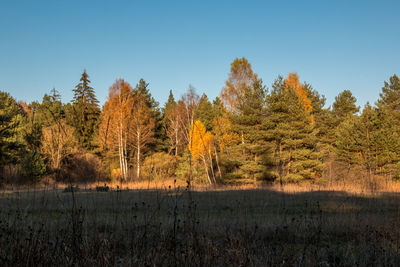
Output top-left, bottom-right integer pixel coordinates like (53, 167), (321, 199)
(188, 120), (216, 184)
(99, 79), (155, 180)
(220, 57), (258, 113)
(99, 79), (133, 180)
(285, 73), (314, 123)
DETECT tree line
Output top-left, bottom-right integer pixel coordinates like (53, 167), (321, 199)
(1, 58), (400, 189)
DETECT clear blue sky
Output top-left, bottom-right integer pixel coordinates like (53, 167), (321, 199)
(1, 0), (399, 109)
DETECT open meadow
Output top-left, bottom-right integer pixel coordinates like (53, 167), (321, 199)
(1, 185), (400, 266)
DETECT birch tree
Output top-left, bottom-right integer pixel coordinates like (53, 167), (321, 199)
(99, 79), (134, 180)
(130, 95), (155, 179)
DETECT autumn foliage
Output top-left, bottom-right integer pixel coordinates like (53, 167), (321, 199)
(284, 72), (314, 123)
(220, 57), (258, 113)
(3, 60), (400, 190)
(188, 120), (214, 160)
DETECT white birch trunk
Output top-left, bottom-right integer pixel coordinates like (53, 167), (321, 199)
(137, 131), (140, 179)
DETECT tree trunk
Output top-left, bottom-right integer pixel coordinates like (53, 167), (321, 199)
(137, 131), (141, 180)
(214, 146), (222, 181)
(278, 141), (283, 187)
(175, 126), (179, 156)
(202, 157), (212, 185)
(118, 131), (123, 181)
(207, 148), (216, 184)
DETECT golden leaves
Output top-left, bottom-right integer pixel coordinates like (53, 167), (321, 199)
(285, 72), (314, 124)
(188, 120), (214, 160)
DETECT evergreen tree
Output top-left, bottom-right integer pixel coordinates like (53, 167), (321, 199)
(377, 74), (400, 113)
(133, 79), (164, 152)
(162, 90), (184, 155)
(164, 90), (176, 114)
(19, 101), (47, 183)
(265, 76), (322, 184)
(335, 103), (398, 190)
(375, 74), (400, 179)
(335, 117), (360, 170)
(37, 89), (64, 127)
(226, 78), (273, 184)
(195, 94), (214, 131)
(332, 90), (360, 123)
(0, 91), (24, 173)
(353, 104), (379, 191)
(212, 97), (225, 118)
(320, 90), (358, 184)
(70, 70), (100, 151)
(20, 150), (46, 183)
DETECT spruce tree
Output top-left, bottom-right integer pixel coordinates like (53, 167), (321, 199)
(164, 90), (176, 113)
(195, 94), (214, 131)
(133, 79), (164, 152)
(70, 70), (100, 151)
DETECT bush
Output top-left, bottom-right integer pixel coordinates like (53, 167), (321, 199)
(63, 185), (79, 193)
(58, 153), (109, 183)
(141, 152), (178, 181)
(175, 150), (209, 184)
(20, 150), (46, 183)
(96, 184), (109, 192)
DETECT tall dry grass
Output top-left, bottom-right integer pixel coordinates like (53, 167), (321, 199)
(1, 183), (400, 265)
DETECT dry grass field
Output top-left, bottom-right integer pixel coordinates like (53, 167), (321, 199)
(1, 184), (400, 266)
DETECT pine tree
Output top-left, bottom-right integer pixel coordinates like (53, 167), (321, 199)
(320, 90), (358, 184)
(227, 78), (273, 184)
(377, 74), (400, 113)
(0, 91), (24, 173)
(70, 70), (100, 151)
(375, 74), (400, 180)
(334, 103), (397, 191)
(332, 90), (360, 123)
(265, 76), (322, 184)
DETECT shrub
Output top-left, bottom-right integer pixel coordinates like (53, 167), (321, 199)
(96, 184), (109, 192)
(20, 150), (46, 183)
(63, 185), (79, 193)
(59, 153), (109, 183)
(175, 150), (209, 184)
(141, 152), (178, 181)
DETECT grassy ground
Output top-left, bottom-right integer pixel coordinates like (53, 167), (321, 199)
(1, 186), (400, 266)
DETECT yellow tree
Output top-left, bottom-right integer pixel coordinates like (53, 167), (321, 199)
(188, 120), (215, 184)
(99, 79), (134, 180)
(41, 121), (76, 170)
(212, 115), (240, 179)
(220, 57), (258, 113)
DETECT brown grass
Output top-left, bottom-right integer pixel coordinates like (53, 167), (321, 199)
(1, 182), (400, 265)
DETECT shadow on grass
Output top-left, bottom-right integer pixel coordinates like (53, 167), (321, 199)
(0, 187), (400, 265)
